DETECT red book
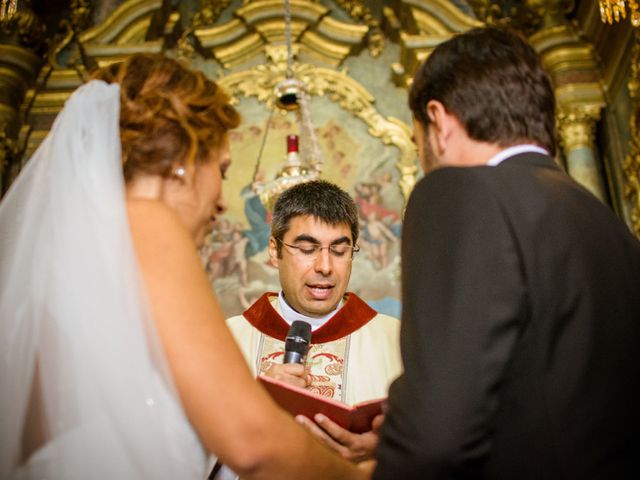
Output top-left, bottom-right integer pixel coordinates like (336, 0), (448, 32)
(258, 374), (386, 434)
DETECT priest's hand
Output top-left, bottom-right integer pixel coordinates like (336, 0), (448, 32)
(295, 413), (384, 463)
(261, 362), (310, 389)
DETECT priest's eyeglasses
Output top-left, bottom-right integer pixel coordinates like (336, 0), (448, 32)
(277, 238), (360, 263)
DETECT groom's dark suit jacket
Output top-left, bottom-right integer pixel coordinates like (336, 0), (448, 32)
(375, 153), (640, 479)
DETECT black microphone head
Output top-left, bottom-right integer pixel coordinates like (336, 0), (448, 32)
(283, 320), (312, 364)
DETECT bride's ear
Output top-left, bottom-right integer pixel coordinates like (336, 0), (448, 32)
(168, 164), (196, 188)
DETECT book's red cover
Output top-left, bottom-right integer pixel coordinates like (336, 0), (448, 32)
(258, 375), (385, 434)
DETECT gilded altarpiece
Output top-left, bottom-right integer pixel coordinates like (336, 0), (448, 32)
(176, 0), (429, 318)
(205, 93), (408, 318)
(5, 0), (640, 321)
(206, 50), (415, 319)
(28, 0), (425, 319)
(193, 0), (488, 317)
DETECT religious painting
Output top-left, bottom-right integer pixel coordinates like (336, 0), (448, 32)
(200, 95), (407, 319)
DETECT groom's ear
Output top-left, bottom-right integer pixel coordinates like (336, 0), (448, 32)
(426, 100), (467, 158)
(426, 100), (450, 155)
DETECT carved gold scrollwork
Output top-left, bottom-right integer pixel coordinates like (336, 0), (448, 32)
(0, 0), (45, 48)
(466, 0), (558, 34)
(331, 0), (384, 57)
(192, 0), (232, 28)
(525, 0), (574, 29)
(226, 0), (369, 68)
(0, 129), (16, 176)
(0, 1), (18, 21)
(389, 1), (481, 87)
(623, 31), (640, 238)
(176, 0), (232, 60)
(48, 0), (92, 72)
(218, 45), (417, 204)
(237, 0), (383, 57)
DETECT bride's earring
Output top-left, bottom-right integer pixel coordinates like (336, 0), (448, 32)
(173, 166), (186, 179)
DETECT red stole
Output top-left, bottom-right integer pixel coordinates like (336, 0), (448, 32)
(242, 292), (377, 344)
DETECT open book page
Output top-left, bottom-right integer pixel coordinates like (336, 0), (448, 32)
(258, 375), (386, 433)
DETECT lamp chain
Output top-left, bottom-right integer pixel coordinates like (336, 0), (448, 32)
(284, 0), (293, 78)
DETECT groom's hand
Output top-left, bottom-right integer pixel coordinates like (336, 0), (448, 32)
(295, 413), (384, 463)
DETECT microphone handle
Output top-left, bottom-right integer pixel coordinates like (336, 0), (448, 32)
(283, 350), (305, 364)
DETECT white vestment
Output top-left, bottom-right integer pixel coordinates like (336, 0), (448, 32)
(213, 292), (401, 480)
(227, 292), (402, 406)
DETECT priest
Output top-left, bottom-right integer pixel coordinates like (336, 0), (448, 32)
(225, 180), (401, 471)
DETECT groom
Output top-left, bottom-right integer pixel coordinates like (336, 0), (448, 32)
(374, 26), (640, 479)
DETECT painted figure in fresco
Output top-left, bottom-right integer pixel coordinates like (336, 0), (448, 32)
(204, 176), (270, 290)
(229, 226), (250, 287)
(240, 179), (271, 258)
(205, 218), (266, 288)
(374, 27), (640, 479)
(215, 180), (402, 479)
(0, 54), (364, 479)
(204, 219), (234, 278)
(360, 210), (397, 270)
(354, 181), (401, 269)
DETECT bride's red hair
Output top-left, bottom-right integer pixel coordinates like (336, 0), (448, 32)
(91, 54), (240, 181)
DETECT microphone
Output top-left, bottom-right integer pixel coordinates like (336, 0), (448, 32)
(283, 320), (312, 364)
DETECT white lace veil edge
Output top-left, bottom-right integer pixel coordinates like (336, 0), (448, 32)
(0, 80), (206, 479)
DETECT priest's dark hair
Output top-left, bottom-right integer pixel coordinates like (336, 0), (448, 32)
(270, 180), (359, 257)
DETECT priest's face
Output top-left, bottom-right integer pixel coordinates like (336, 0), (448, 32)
(269, 215), (354, 318)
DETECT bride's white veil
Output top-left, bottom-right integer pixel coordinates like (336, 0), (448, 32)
(0, 81), (206, 478)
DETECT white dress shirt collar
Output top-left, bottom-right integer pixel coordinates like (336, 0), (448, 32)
(486, 144), (549, 166)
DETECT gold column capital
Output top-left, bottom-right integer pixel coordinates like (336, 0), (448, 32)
(557, 104), (602, 152)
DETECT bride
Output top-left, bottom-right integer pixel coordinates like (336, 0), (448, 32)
(0, 54), (365, 479)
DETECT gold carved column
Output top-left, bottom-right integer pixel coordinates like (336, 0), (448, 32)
(531, 20), (607, 203)
(0, 1), (44, 194)
(623, 30), (640, 238)
(557, 104), (607, 201)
